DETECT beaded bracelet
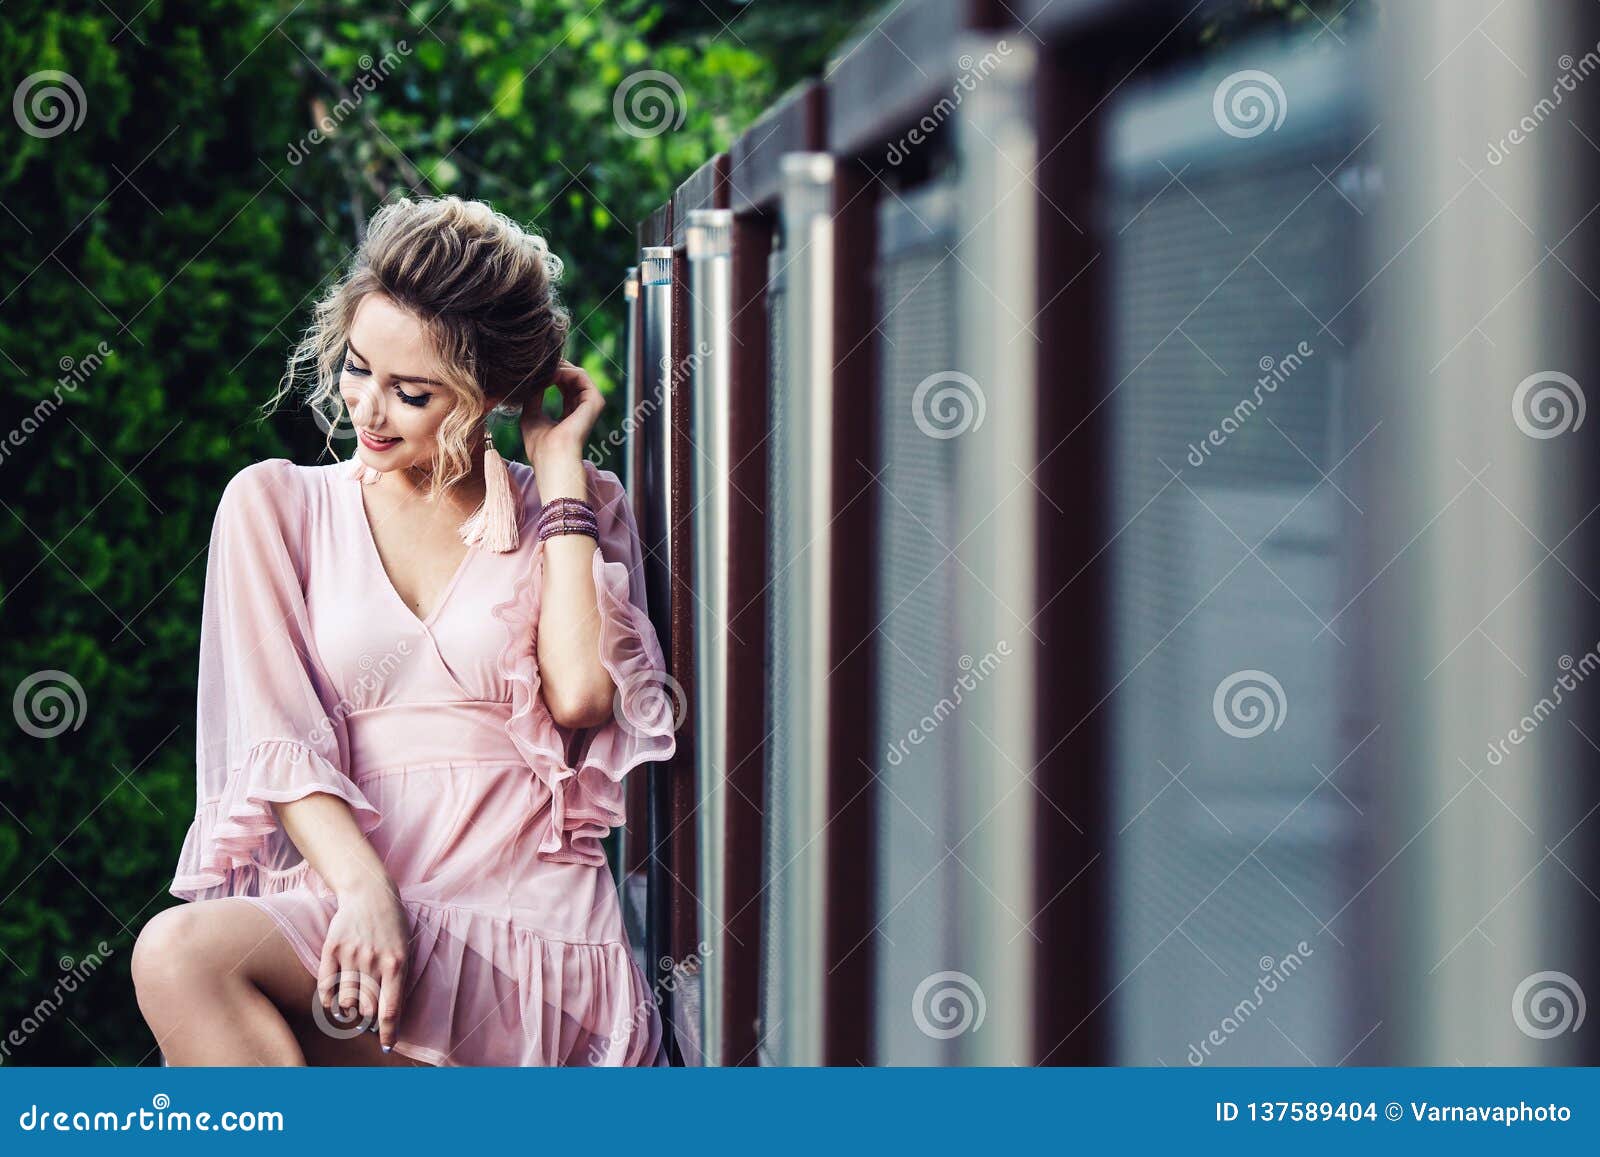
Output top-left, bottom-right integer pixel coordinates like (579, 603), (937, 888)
(536, 497), (599, 543)
(538, 516), (598, 542)
(538, 497), (597, 528)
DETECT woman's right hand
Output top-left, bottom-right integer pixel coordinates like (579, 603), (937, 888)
(318, 875), (412, 1052)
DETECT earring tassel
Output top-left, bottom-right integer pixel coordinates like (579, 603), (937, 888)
(459, 436), (520, 552)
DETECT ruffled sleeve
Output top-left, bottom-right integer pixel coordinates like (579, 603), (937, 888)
(169, 459), (382, 901)
(492, 459), (678, 867)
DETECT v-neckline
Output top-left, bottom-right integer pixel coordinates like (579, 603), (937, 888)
(348, 470), (477, 630)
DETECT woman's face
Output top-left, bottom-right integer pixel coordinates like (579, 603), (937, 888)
(341, 293), (458, 475)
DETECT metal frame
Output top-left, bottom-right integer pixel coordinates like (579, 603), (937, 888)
(821, 0), (1042, 1067)
(1028, 18), (1117, 1066)
(615, 0), (1600, 1071)
(686, 207), (735, 1065)
(616, 263), (642, 889)
(729, 81), (825, 1068)
(759, 152), (839, 1066)
(864, 173), (966, 1066)
(1361, 0), (1600, 1065)
(944, 35), (1042, 1067)
(635, 239), (677, 1057)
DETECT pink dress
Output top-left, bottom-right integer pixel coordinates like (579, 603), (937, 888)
(167, 454), (677, 1066)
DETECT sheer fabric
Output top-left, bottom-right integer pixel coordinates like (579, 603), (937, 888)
(168, 456), (676, 1066)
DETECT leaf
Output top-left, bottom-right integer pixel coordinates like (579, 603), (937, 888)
(490, 68), (524, 118)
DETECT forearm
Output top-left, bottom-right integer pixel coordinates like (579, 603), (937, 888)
(533, 453), (616, 729)
(271, 793), (394, 899)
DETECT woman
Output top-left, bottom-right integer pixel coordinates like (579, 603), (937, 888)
(130, 196), (678, 1066)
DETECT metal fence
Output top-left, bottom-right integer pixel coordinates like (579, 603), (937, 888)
(619, 0), (1600, 1067)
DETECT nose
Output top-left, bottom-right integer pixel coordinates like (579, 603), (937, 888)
(347, 382), (384, 429)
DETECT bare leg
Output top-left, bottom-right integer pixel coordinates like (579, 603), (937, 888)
(132, 899), (424, 1067)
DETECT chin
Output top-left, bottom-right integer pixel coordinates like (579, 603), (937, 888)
(355, 444), (418, 472)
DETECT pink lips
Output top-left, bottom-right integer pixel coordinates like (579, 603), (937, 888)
(358, 429), (402, 452)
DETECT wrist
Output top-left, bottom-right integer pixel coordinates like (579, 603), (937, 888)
(327, 862), (397, 902)
(532, 455), (589, 503)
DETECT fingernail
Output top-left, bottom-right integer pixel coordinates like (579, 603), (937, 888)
(381, 1044), (393, 1053)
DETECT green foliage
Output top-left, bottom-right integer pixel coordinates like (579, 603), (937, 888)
(0, 0), (862, 1065)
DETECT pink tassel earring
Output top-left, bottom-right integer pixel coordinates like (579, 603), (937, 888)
(458, 422), (520, 552)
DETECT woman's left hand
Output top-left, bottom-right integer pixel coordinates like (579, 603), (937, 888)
(521, 360), (604, 468)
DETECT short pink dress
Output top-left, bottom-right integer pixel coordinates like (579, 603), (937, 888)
(167, 454), (677, 1066)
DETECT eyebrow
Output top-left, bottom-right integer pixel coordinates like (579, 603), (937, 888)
(346, 339), (445, 388)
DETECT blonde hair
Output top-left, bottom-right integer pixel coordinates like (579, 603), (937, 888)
(269, 195), (570, 499)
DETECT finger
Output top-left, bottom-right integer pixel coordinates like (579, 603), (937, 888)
(526, 384), (558, 425)
(552, 373), (583, 418)
(357, 961), (378, 1023)
(338, 957), (361, 1015)
(317, 942), (340, 1011)
(556, 375), (598, 424)
(556, 366), (595, 408)
(576, 382), (605, 423)
(377, 961), (406, 1052)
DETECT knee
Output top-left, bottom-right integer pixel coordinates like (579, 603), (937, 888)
(132, 905), (209, 1009)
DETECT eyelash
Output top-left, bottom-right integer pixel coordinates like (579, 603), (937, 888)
(343, 358), (430, 407)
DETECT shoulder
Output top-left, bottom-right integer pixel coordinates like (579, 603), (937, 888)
(223, 456), (296, 495)
(216, 458), (329, 532)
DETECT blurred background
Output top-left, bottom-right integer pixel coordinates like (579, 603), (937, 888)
(5, 0), (1600, 1068)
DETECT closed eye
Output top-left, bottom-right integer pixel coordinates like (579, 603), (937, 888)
(343, 357), (430, 407)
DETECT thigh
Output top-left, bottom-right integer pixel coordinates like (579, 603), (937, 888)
(142, 896), (319, 1010)
(178, 899), (425, 1067)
